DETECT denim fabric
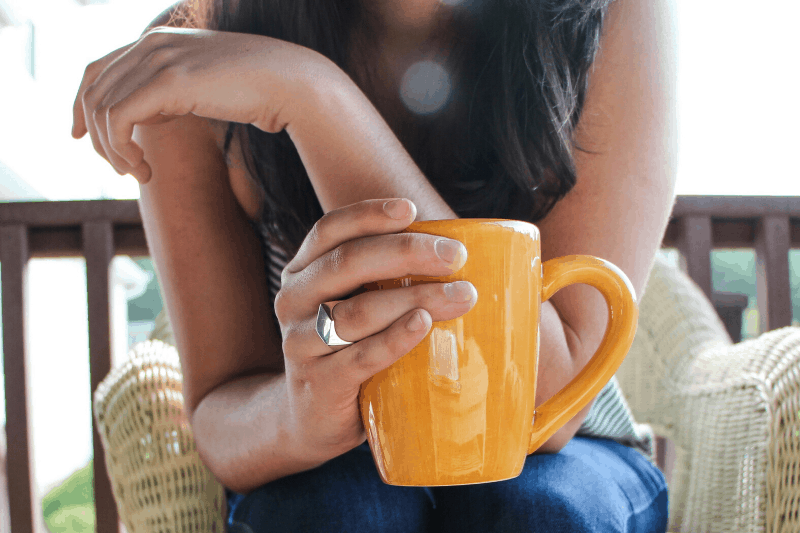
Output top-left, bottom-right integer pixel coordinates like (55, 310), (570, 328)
(225, 436), (668, 533)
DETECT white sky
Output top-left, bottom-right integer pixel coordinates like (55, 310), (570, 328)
(1, 0), (799, 200)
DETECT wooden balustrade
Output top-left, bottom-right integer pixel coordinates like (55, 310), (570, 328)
(1, 195), (799, 532)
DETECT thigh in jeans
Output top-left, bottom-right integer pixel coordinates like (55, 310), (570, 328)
(226, 442), (436, 533)
(429, 436), (669, 533)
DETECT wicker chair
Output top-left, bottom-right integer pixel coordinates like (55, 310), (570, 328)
(92, 253), (800, 532)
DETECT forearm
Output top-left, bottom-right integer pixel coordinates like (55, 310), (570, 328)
(191, 371), (326, 494)
(284, 63), (456, 221)
(534, 300), (598, 453)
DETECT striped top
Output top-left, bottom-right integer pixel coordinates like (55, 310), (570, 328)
(250, 221), (656, 464)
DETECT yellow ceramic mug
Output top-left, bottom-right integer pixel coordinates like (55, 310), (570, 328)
(358, 219), (638, 486)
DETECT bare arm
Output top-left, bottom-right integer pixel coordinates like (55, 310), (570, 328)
(132, 8), (332, 493)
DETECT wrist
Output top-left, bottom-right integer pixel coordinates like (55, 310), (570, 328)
(279, 49), (353, 135)
(249, 38), (344, 134)
(279, 379), (351, 469)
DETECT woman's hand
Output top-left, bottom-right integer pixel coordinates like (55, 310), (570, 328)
(71, 27), (332, 183)
(276, 198), (478, 464)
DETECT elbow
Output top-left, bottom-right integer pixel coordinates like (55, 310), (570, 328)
(188, 397), (238, 493)
(189, 393), (264, 496)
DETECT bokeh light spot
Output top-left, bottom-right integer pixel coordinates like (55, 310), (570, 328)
(399, 60), (452, 116)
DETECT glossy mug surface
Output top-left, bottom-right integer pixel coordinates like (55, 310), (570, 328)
(358, 219), (638, 486)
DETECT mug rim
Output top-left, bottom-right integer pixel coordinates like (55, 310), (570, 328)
(404, 218), (540, 238)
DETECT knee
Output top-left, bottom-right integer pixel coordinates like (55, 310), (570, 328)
(514, 480), (608, 532)
(468, 478), (607, 533)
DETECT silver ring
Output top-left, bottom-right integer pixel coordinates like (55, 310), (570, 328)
(316, 302), (354, 347)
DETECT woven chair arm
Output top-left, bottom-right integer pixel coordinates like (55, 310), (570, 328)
(615, 254), (800, 531)
(92, 339), (227, 532)
(663, 326), (800, 531)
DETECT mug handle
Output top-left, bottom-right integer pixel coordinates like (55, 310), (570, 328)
(527, 255), (639, 454)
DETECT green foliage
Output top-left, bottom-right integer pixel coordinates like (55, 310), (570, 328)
(42, 460), (95, 532)
(711, 249), (800, 322)
(711, 250), (757, 300)
(127, 257), (164, 322)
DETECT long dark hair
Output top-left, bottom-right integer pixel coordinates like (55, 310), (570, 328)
(170, 0), (612, 258)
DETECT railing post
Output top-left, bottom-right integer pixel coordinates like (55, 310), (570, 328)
(82, 221), (119, 533)
(1, 224), (37, 533)
(755, 215), (792, 331)
(676, 215), (714, 301)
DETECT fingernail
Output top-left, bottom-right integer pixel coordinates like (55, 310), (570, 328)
(435, 238), (467, 269)
(383, 199), (410, 219)
(444, 281), (475, 302)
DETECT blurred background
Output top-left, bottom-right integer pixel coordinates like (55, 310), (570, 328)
(1, 0), (799, 530)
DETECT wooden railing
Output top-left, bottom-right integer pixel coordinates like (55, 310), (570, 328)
(1, 196), (799, 533)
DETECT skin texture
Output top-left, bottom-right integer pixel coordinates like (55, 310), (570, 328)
(71, 0), (677, 494)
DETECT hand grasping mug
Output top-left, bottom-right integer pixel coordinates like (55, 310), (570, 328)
(273, 198), (479, 466)
(275, 196), (637, 482)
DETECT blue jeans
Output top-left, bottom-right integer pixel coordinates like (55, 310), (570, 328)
(225, 436), (668, 532)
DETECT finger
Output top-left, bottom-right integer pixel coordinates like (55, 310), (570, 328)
(280, 230), (468, 322)
(94, 44), (180, 169)
(324, 281), (476, 346)
(94, 102), (137, 178)
(285, 198), (417, 276)
(287, 280), (477, 358)
(82, 92), (113, 169)
(104, 65), (194, 173)
(318, 308), (433, 392)
(72, 46), (133, 139)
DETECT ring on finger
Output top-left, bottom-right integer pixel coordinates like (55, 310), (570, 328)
(316, 302), (354, 347)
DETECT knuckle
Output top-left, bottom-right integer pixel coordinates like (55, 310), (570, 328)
(106, 103), (121, 122)
(327, 244), (350, 274)
(142, 28), (168, 42)
(308, 217), (329, 248)
(160, 64), (185, 83)
(279, 265), (291, 290)
(83, 85), (99, 108)
(273, 287), (290, 322)
(280, 327), (302, 360)
(347, 345), (372, 372)
(84, 60), (102, 77)
(150, 46), (177, 65)
(107, 129), (125, 152)
(396, 233), (417, 258)
(92, 104), (107, 121)
(419, 283), (443, 308)
(336, 300), (366, 329)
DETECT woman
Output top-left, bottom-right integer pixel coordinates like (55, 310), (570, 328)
(72, 0), (675, 530)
